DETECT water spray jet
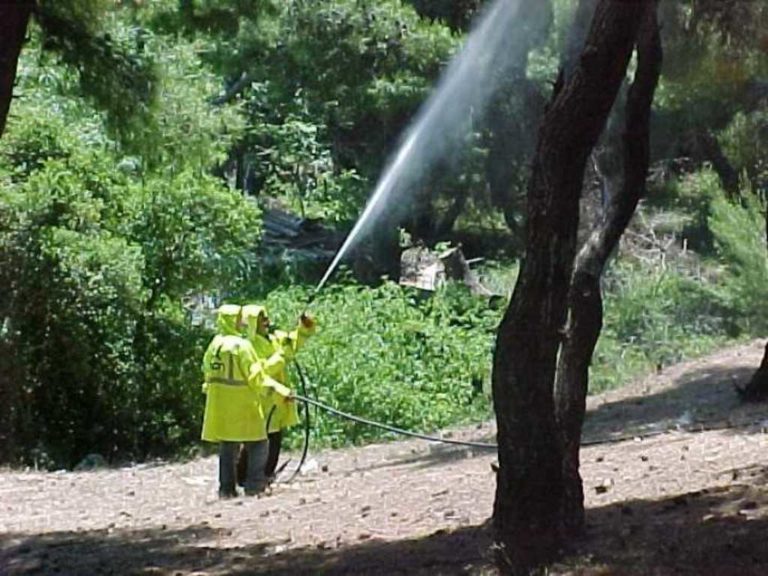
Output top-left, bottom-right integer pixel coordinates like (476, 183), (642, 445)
(313, 0), (548, 296)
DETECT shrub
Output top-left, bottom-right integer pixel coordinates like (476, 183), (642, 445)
(709, 185), (768, 333)
(248, 281), (500, 448)
(592, 261), (737, 394)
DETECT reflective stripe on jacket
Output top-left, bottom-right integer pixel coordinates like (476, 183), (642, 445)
(201, 334), (267, 442)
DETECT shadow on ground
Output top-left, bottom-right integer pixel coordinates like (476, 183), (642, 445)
(556, 465), (768, 575)
(583, 365), (767, 442)
(4, 468), (767, 576)
(0, 522), (495, 576)
(0, 525), (271, 576)
(338, 440), (496, 477)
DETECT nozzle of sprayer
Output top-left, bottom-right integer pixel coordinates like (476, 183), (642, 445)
(301, 290), (318, 316)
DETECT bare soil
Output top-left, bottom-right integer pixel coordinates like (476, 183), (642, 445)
(1, 340), (767, 575)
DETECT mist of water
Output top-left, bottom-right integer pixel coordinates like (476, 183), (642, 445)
(315, 0), (545, 294)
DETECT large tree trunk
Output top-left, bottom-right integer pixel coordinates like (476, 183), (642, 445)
(554, 2), (662, 537)
(0, 2), (34, 139)
(491, 2), (649, 573)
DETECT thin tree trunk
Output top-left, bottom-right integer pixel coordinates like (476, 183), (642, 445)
(678, 130), (740, 196)
(0, 2), (34, 139)
(738, 341), (768, 402)
(554, 2), (662, 537)
(492, 2), (649, 573)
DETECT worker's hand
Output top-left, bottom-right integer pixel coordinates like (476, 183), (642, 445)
(284, 392), (296, 404)
(299, 313), (316, 329)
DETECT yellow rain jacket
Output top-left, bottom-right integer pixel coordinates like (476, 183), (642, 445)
(241, 304), (316, 433)
(201, 305), (268, 442)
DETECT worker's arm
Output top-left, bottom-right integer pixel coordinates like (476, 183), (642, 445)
(260, 349), (287, 377)
(295, 313), (317, 349)
(248, 362), (292, 398)
(275, 314), (317, 357)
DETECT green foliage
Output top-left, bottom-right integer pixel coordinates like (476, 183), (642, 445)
(256, 281), (499, 448)
(404, 0), (481, 32)
(119, 35), (245, 170)
(34, 1), (157, 143)
(656, 1), (768, 129)
(131, 172), (260, 300)
(0, 34), (260, 468)
(709, 186), (768, 333)
(719, 109), (768, 190)
(592, 262), (737, 394)
(142, 0), (459, 227)
(247, 110), (367, 222)
(651, 168), (725, 253)
(0, 161), (146, 466)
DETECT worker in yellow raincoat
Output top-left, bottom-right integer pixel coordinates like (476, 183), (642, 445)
(201, 304), (293, 497)
(240, 304), (316, 480)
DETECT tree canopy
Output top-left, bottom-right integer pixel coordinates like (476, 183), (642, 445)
(0, 9), (765, 575)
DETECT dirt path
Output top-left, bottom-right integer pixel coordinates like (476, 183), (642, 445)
(2, 341), (767, 575)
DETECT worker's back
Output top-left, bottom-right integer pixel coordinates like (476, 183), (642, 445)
(201, 334), (266, 442)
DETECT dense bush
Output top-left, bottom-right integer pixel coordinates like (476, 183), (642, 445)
(592, 262), (737, 393)
(2, 0), (765, 469)
(709, 185), (768, 334)
(235, 250), (747, 448)
(247, 281), (500, 448)
(0, 34), (260, 468)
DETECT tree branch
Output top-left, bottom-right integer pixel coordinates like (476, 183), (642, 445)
(211, 71), (253, 106)
(0, 2), (34, 139)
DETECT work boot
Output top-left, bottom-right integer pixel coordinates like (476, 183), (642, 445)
(244, 481), (268, 497)
(218, 488), (238, 499)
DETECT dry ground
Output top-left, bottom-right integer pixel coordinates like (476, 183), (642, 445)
(1, 340), (767, 575)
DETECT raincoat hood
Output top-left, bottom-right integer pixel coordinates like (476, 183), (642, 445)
(216, 304), (242, 336)
(241, 304), (268, 340)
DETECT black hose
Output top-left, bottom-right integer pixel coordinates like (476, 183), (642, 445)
(282, 361), (312, 483)
(292, 393), (498, 450)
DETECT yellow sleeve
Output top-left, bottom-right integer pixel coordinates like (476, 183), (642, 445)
(289, 318), (317, 354)
(239, 343), (265, 394)
(261, 350), (286, 377)
(248, 363), (292, 398)
(202, 340), (215, 376)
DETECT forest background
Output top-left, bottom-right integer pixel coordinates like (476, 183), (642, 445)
(0, 0), (765, 471)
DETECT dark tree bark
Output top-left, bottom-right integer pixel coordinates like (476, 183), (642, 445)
(491, 1), (649, 573)
(554, 2), (662, 537)
(737, 341), (768, 402)
(0, 2), (34, 140)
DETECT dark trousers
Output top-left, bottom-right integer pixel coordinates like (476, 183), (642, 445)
(221, 440), (267, 496)
(236, 432), (283, 486)
(265, 431), (283, 477)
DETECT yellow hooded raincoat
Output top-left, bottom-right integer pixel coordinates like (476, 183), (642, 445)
(201, 305), (268, 442)
(241, 304), (316, 433)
